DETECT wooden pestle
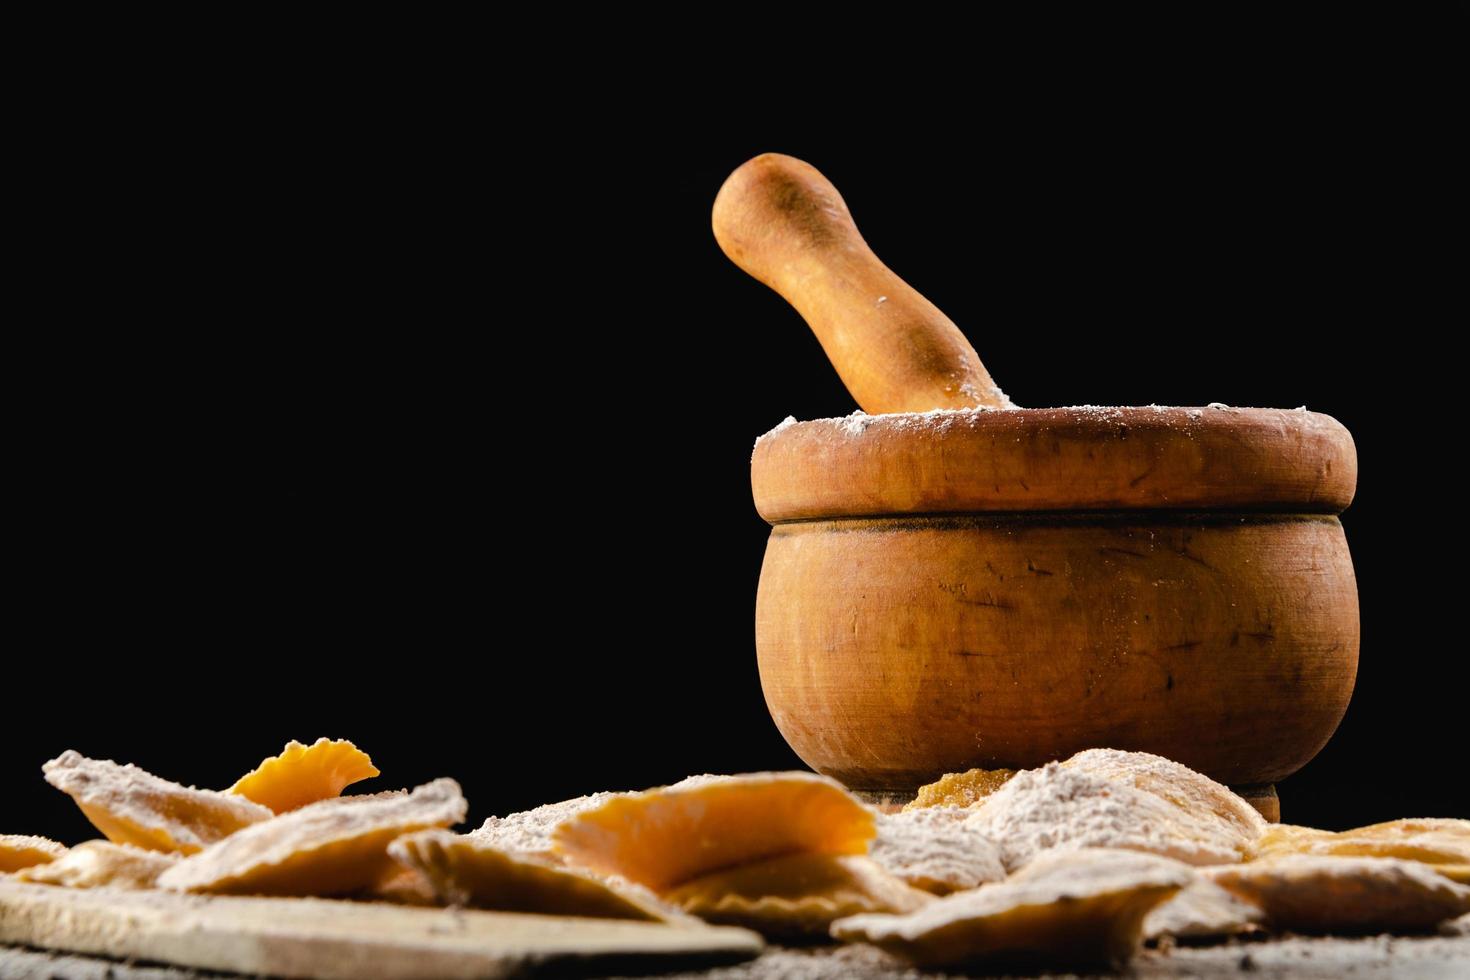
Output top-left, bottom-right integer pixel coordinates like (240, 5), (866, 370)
(713, 153), (1011, 414)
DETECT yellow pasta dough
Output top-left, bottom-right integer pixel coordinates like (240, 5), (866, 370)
(16, 840), (178, 889)
(389, 830), (675, 921)
(43, 751), (273, 854)
(1208, 854), (1470, 933)
(904, 768), (1017, 811)
(0, 835), (67, 873)
(229, 738), (379, 814)
(1061, 749), (1265, 854)
(832, 848), (1192, 970)
(553, 772), (874, 892)
(1253, 819), (1470, 883)
(158, 778), (465, 896)
(1250, 824), (1334, 859)
(1290, 817), (1464, 859)
(666, 853), (931, 937)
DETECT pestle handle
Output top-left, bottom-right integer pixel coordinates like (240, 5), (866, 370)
(713, 153), (1010, 413)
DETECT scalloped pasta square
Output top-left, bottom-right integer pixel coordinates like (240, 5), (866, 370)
(16, 840), (178, 889)
(832, 848), (1192, 970)
(388, 830), (675, 921)
(1061, 749), (1265, 851)
(552, 772), (874, 892)
(1207, 855), (1470, 933)
(0, 835), (67, 873)
(904, 768), (1016, 811)
(665, 853), (931, 938)
(43, 751), (273, 854)
(1430, 865), (1470, 884)
(1255, 818), (1470, 883)
(965, 763), (1248, 871)
(1250, 823), (1334, 859)
(229, 738), (379, 814)
(158, 778), (466, 896)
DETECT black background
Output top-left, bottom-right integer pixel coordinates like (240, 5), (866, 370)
(8, 22), (1466, 845)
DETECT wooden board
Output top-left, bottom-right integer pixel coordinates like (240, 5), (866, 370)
(0, 880), (762, 979)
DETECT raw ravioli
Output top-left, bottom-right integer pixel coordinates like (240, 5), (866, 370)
(553, 772), (874, 892)
(43, 751), (272, 854)
(17, 840), (178, 889)
(1207, 854), (1470, 933)
(832, 848), (1191, 969)
(159, 778), (465, 896)
(390, 830), (674, 920)
(229, 738), (379, 813)
(0, 835), (67, 873)
(966, 763), (1248, 871)
(666, 853), (930, 937)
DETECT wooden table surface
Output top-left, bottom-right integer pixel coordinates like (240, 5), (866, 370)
(6, 933), (1470, 980)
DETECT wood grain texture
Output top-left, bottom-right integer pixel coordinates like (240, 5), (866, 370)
(755, 515), (1358, 792)
(0, 881), (762, 980)
(752, 408), (1356, 521)
(713, 153), (1009, 413)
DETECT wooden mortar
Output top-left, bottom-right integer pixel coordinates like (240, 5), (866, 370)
(718, 155), (1359, 820)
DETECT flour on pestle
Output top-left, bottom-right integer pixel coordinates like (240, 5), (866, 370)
(753, 407), (1010, 453)
(754, 404), (1321, 456)
(751, 416), (798, 457)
